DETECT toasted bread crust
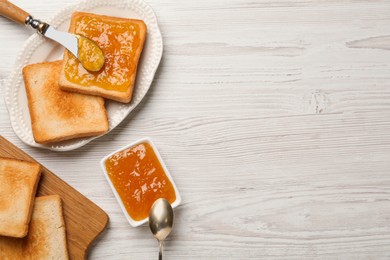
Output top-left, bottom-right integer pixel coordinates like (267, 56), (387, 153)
(0, 157), (41, 238)
(23, 60), (109, 144)
(58, 12), (147, 103)
(0, 195), (69, 259)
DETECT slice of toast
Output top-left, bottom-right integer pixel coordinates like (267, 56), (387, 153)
(58, 12), (147, 103)
(23, 60), (109, 144)
(0, 195), (69, 259)
(0, 157), (41, 238)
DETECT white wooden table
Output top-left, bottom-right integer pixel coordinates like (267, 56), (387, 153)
(1, 0), (390, 259)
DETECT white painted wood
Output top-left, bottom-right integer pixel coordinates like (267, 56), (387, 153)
(1, 0), (390, 259)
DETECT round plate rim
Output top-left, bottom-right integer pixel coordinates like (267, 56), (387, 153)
(4, 0), (163, 151)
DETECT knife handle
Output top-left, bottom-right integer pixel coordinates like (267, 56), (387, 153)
(0, 0), (30, 25)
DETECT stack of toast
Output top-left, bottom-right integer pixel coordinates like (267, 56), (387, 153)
(23, 12), (147, 145)
(0, 157), (68, 259)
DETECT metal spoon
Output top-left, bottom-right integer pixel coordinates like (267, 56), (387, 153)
(0, 0), (105, 72)
(149, 198), (174, 260)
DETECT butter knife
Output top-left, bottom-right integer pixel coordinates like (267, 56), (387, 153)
(0, 0), (104, 72)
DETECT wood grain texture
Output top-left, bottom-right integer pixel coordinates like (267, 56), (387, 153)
(0, 0), (30, 25)
(0, 136), (109, 259)
(1, 0), (390, 259)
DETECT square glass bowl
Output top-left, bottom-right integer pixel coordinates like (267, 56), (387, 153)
(100, 137), (181, 227)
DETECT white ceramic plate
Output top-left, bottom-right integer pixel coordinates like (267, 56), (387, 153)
(100, 137), (181, 227)
(4, 0), (163, 151)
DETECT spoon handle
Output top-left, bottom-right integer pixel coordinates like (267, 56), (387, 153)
(159, 241), (163, 260)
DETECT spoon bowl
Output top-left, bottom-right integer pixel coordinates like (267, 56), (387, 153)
(149, 198), (174, 260)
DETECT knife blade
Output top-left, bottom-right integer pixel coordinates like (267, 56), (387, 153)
(43, 26), (78, 58)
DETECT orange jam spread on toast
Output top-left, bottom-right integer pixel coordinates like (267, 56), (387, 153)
(77, 36), (105, 72)
(64, 15), (143, 92)
(105, 142), (176, 221)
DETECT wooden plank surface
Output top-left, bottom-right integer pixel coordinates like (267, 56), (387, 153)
(0, 136), (109, 259)
(1, 0), (390, 259)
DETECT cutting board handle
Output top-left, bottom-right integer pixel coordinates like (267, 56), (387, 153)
(0, 0), (30, 25)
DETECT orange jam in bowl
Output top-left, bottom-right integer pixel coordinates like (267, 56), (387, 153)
(102, 139), (180, 226)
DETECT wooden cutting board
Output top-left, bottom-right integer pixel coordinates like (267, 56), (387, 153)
(0, 136), (109, 259)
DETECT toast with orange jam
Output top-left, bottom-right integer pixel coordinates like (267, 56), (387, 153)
(59, 12), (147, 103)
